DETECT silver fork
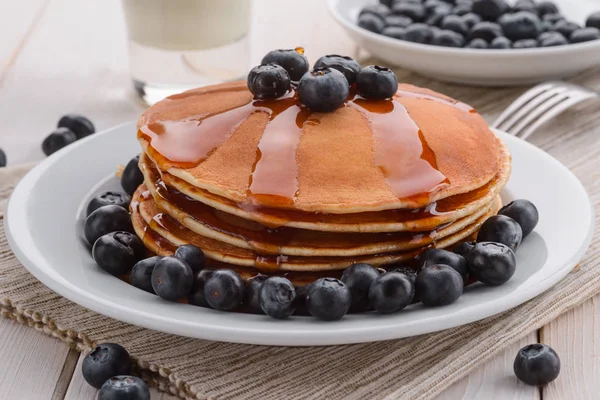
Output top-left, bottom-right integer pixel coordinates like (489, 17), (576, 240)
(492, 81), (598, 140)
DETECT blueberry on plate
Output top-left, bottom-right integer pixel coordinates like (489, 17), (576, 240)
(356, 65), (398, 100)
(306, 278), (351, 321)
(426, 5), (453, 27)
(540, 20), (555, 32)
(500, 11), (542, 41)
(441, 15), (469, 36)
(298, 67), (349, 112)
(92, 232), (145, 276)
(490, 36), (513, 48)
(420, 248), (468, 282)
(472, 0), (510, 22)
(42, 127), (77, 156)
(392, 2), (427, 22)
(244, 274), (267, 313)
(466, 38), (490, 48)
(261, 48), (309, 81)
(512, 0), (537, 14)
(432, 29), (466, 47)
(498, 199), (539, 237)
(553, 20), (580, 38)
(462, 12), (483, 29)
(477, 214), (523, 250)
(314, 54), (361, 85)
(404, 23), (434, 43)
(423, 0), (445, 13)
(514, 344), (560, 386)
(453, 241), (476, 259)
(570, 27), (600, 43)
(359, 3), (392, 20)
(587, 11), (600, 30)
(293, 284), (310, 316)
(0, 148), (6, 167)
(513, 38), (538, 48)
(259, 276), (296, 319)
(536, 1), (559, 17)
(121, 155), (144, 196)
(389, 266), (418, 283)
(368, 271), (415, 314)
(98, 376), (150, 400)
(204, 269), (245, 311)
(84, 204), (133, 245)
(151, 256), (193, 301)
(415, 264), (463, 307)
(247, 64), (291, 100)
(341, 263), (380, 312)
(385, 14), (413, 28)
(87, 191), (132, 216)
(57, 114), (95, 139)
(174, 244), (205, 274)
(358, 13), (386, 34)
(130, 256), (161, 294)
(467, 242), (516, 285)
(82, 343), (131, 389)
(383, 26), (407, 39)
(188, 269), (214, 307)
(469, 21), (504, 42)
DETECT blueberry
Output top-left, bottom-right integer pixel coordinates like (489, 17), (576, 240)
(432, 29), (466, 47)
(453, 2), (473, 16)
(174, 244), (205, 274)
(358, 13), (386, 34)
(392, 2), (427, 22)
(453, 241), (476, 259)
(462, 12), (482, 29)
(298, 67), (349, 112)
(570, 27), (600, 43)
(244, 274), (267, 313)
(98, 376), (150, 400)
(466, 38), (490, 48)
(82, 343), (131, 389)
(587, 11), (600, 30)
(477, 215), (523, 250)
(306, 278), (351, 321)
(543, 13), (564, 24)
(553, 20), (581, 38)
(491, 36), (513, 48)
(84, 204), (133, 245)
(87, 191), (132, 216)
(426, 5), (453, 26)
(204, 269), (245, 311)
(385, 14), (413, 28)
(500, 11), (542, 40)
(383, 26), (407, 39)
(356, 65), (398, 100)
(247, 64), (291, 100)
(130, 256), (161, 294)
(540, 20), (554, 32)
(420, 248), (468, 282)
(415, 264), (463, 306)
(293, 284), (310, 316)
(188, 269), (214, 307)
(404, 23), (434, 43)
(121, 155), (144, 197)
(380, 0), (394, 7)
(368, 272), (415, 314)
(513, 38), (538, 48)
(389, 266), (418, 283)
(512, 0), (537, 14)
(314, 54), (361, 85)
(442, 15), (469, 35)
(498, 199), (539, 237)
(261, 49), (309, 81)
(360, 3), (392, 19)
(536, 1), (559, 17)
(514, 344), (560, 385)
(467, 242), (516, 285)
(92, 232), (144, 276)
(151, 256), (193, 301)
(259, 276), (296, 319)
(42, 127), (77, 156)
(424, 0), (446, 13)
(0, 148), (6, 167)
(472, 0), (510, 21)
(469, 21), (504, 41)
(341, 263), (380, 312)
(57, 114), (95, 139)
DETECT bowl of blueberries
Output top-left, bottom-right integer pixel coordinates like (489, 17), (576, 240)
(328, 0), (600, 85)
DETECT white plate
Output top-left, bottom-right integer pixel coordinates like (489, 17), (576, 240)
(328, 0), (600, 85)
(5, 121), (594, 346)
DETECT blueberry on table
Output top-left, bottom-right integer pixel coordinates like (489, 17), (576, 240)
(204, 269), (245, 311)
(42, 127), (77, 156)
(188, 269), (214, 307)
(587, 11), (600, 30)
(471, 0), (510, 22)
(306, 278), (351, 321)
(314, 54), (361, 85)
(383, 26), (407, 40)
(341, 263), (380, 313)
(420, 248), (468, 282)
(358, 13), (386, 34)
(513, 38), (539, 48)
(392, 2), (427, 22)
(500, 12), (542, 41)
(469, 21), (504, 42)
(462, 12), (483, 29)
(84, 204), (133, 245)
(298, 67), (349, 112)
(261, 48), (309, 81)
(432, 29), (466, 47)
(174, 244), (205, 274)
(514, 344), (560, 386)
(82, 343), (131, 389)
(498, 199), (539, 237)
(385, 15), (413, 29)
(570, 27), (600, 43)
(121, 155), (144, 196)
(368, 272), (415, 314)
(512, 0), (537, 15)
(0, 148), (6, 167)
(453, 241), (476, 259)
(467, 242), (516, 285)
(259, 276), (296, 319)
(553, 20), (581, 39)
(415, 264), (463, 307)
(536, 1), (559, 17)
(244, 274), (267, 313)
(247, 64), (291, 100)
(356, 65), (398, 100)
(404, 23), (434, 44)
(477, 214), (523, 250)
(359, 3), (392, 20)
(86, 191), (132, 216)
(490, 36), (512, 48)
(98, 376), (150, 400)
(57, 114), (95, 139)
(441, 15), (469, 36)
(466, 38), (490, 48)
(130, 256), (161, 294)
(151, 256), (193, 301)
(92, 232), (145, 276)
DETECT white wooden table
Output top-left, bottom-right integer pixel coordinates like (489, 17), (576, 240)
(1, 1), (597, 399)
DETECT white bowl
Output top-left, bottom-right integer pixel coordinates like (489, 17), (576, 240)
(328, 0), (600, 86)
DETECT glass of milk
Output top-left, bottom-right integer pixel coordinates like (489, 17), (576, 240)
(122, 0), (252, 104)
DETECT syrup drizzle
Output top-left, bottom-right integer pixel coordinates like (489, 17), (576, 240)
(396, 89), (474, 113)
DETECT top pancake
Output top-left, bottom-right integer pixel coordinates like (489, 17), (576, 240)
(138, 81), (501, 213)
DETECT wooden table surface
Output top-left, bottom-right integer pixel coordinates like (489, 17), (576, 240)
(1, 0), (598, 399)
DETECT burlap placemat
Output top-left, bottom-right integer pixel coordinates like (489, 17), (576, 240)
(1, 83), (599, 399)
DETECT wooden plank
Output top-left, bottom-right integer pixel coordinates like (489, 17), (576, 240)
(541, 294), (600, 400)
(51, 348), (80, 400)
(435, 332), (540, 400)
(0, 318), (70, 399)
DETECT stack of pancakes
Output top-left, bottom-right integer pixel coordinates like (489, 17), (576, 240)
(130, 81), (511, 286)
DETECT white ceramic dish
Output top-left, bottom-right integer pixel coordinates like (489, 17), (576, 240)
(5, 121), (594, 346)
(328, 0), (600, 86)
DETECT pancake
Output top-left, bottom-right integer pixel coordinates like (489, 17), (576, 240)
(138, 81), (502, 212)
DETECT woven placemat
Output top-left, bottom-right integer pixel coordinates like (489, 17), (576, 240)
(1, 82), (599, 400)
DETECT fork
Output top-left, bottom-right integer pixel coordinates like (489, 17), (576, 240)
(492, 81), (598, 140)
